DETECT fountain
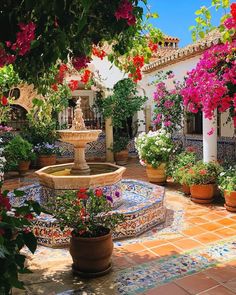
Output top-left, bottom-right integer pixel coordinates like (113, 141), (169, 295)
(13, 97), (167, 247)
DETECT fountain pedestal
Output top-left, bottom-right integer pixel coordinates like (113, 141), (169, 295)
(71, 145), (90, 174)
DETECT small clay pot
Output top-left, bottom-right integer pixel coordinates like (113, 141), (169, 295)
(146, 163), (166, 184)
(37, 154), (56, 168)
(190, 184), (216, 204)
(182, 183), (190, 195)
(69, 229), (113, 277)
(18, 160), (30, 176)
(224, 190), (236, 212)
(114, 150), (129, 165)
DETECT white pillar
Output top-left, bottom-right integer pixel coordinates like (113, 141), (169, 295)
(203, 110), (217, 162)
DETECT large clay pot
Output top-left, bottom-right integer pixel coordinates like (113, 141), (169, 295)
(69, 229), (113, 277)
(146, 163), (166, 184)
(37, 154), (56, 168)
(224, 190), (236, 212)
(18, 160), (30, 176)
(182, 183), (190, 195)
(190, 184), (216, 204)
(114, 149), (129, 165)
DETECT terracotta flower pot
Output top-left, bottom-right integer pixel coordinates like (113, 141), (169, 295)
(18, 160), (30, 176)
(37, 154), (56, 168)
(146, 163), (166, 184)
(114, 149), (129, 165)
(224, 190), (236, 212)
(190, 184), (216, 204)
(182, 183), (190, 195)
(69, 229), (113, 277)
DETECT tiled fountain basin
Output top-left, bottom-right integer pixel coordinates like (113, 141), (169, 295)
(9, 179), (166, 247)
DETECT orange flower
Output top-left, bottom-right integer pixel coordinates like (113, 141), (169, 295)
(199, 169), (207, 175)
(188, 168), (195, 175)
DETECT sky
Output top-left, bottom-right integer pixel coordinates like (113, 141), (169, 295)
(144, 0), (227, 47)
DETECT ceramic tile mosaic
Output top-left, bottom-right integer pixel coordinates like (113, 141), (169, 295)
(11, 179), (166, 246)
(115, 238), (236, 295)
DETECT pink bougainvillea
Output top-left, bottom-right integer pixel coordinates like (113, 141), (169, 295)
(115, 0), (136, 26)
(181, 41), (236, 126)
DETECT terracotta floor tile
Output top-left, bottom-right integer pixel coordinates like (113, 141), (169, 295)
(175, 272), (219, 294)
(127, 249), (159, 264)
(113, 257), (134, 269)
(201, 213), (224, 221)
(182, 226), (207, 236)
(120, 243), (146, 253)
(203, 265), (236, 283)
(199, 285), (235, 295)
(144, 282), (189, 295)
(214, 227), (236, 238)
(200, 222), (223, 232)
(229, 215), (236, 221)
(194, 232), (222, 244)
(228, 224), (236, 231)
(226, 260), (236, 268)
(151, 243), (181, 257)
(142, 239), (169, 249)
(223, 279), (236, 292)
(217, 218), (235, 226)
(187, 217), (208, 225)
(172, 238), (202, 251)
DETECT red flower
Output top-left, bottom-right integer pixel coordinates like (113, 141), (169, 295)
(72, 56), (90, 71)
(68, 80), (79, 91)
(95, 188), (103, 197)
(133, 55), (144, 68)
(115, 0), (136, 26)
(92, 47), (106, 60)
(24, 213), (34, 220)
(188, 169), (195, 175)
(148, 41), (158, 53)
(199, 169), (207, 175)
(81, 69), (91, 84)
(77, 189), (88, 200)
(1, 96), (8, 106)
(51, 83), (58, 91)
(0, 195), (11, 211)
(231, 3), (236, 20)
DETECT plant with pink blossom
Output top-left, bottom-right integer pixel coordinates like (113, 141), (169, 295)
(182, 40), (236, 128)
(152, 71), (184, 133)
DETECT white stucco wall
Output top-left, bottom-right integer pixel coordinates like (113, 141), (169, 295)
(140, 55), (234, 138)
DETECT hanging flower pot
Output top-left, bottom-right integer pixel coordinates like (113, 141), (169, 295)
(146, 163), (166, 184)
(224, 191), (236, 212)
(190, 184), (216, 204)
(70, 228), (113, 277)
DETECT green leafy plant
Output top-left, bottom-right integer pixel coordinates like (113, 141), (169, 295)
(110, 136), (129, 153)
(0, 185), (42, 294)
(219, 165), (236, 193)
(185, 161), (222, 185)
(53, 188), (123, 238)
(34, 142), (60, 156)
(135, 129), (174, 168)
(171, 150), (197, 184)
(4, 135), (35, 169)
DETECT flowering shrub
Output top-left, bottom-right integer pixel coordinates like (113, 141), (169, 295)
(0, 184), (42, 293)
(52, 188), (123, 238)
(182, 40), (236, 129)
(171, 151), (197, 184)
(185, 161), (222, 185)
(135, 129), (174, 168)
(219, 165), (236, 193)
(34, 142), (60, 156)
(152, 71), (184, 133)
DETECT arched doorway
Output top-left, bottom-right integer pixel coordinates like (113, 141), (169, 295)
(7, 105), (28, 131)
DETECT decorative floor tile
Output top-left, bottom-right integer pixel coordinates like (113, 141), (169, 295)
(115, 239), (236, 295)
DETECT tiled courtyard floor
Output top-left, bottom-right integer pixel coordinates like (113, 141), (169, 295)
(5, 159), (236, 295)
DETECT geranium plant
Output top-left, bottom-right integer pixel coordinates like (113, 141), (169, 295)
(52, 188), (123, 238)
(219, 165), (236, 193)
(135, 129), (174, 168)
(152, 71), (184, 133)
(185, 161), (222, 185)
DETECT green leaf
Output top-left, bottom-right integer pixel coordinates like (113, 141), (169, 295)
(15, 254), (26, 269)
(22, 232), (37, 254)
(31, 201), (42, 215)
(13, 190), (25, 197)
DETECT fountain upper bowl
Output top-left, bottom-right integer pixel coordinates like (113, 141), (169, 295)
(58, 129), (102, 145)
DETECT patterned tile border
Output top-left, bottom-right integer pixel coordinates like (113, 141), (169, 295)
(115, 237), (236, 295)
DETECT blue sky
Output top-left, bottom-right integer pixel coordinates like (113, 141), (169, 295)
(144, 0), (226, 47)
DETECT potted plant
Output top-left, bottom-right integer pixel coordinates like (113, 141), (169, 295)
(172, 149), (196, 194)
(34, 142), (60, 167)
(219, 166), (236, 212)
(185, 161), (222, 204)
(4, 135), (35, 175)
(53, 188), (123, 277)
(111, 136), (129, 165)
(135, 129), (173, 184)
